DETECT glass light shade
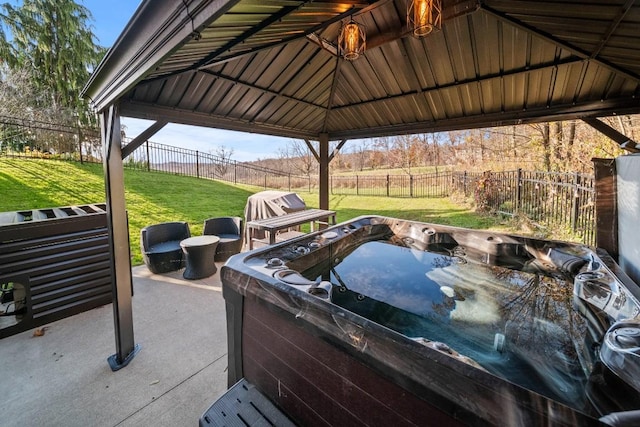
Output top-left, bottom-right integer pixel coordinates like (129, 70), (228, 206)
(408, 0), (442, 37)
(338, 20), (366, 61)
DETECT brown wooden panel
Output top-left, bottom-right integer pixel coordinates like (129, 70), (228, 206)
(244, 316), (423, 426)
(242, 298), (462, 427)
(243, 354), (333, 427)
(592, 158), (617, 258)
(243, 333), (367, 427)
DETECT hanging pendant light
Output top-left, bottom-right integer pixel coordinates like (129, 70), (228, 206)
(338, 19), (366, 61)
(408, 0), (442, 37)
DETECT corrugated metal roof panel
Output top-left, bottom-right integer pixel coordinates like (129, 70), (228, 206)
(91, 0), (640, 141)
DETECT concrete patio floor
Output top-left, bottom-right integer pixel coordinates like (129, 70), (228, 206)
(0, 264), (229, 427)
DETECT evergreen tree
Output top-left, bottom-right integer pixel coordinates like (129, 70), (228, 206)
(0, 0), (104, 125)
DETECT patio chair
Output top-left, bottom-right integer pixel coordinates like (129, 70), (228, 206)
(140, 221), (191, 273)
(203, 216), (243, 261)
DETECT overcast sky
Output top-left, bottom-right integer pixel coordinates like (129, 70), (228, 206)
(83, 0), (293, 161)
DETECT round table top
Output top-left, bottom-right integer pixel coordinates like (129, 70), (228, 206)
(180, 235), (220, 248)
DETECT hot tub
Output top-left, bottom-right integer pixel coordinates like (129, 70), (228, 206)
(220, 215), (640, 426)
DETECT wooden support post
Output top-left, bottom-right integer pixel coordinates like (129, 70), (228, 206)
(319, 134), (329, 210)
(571, 172), (580, 232)
(592, 158), (618, 259)
(515, 168), (522, 214)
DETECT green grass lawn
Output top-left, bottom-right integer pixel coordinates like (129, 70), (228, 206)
(1, 158), (509, 265)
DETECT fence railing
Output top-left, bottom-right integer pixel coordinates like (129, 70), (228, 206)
(450, 170), (595, 245)
(0, 115), (101, 163)
(122, 140), (312, 192)
(330, 172), (451, 198)
(1, 115), (596, 244)
(0, 114), (311, 191)
(332, 170), (595, 245)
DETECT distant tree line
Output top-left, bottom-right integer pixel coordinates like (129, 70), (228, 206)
(262, 117), (635, 174)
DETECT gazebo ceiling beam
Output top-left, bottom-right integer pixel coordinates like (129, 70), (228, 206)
(588, 0), (636, 59)
(197, 7), (363, 70)
(332, 56), (583, 112)
(119, 95), (640, 143)
(583, 117), (640, 153)
(199, 69), (325, 110)
(119, 100), (317, 140)
(121, 120), (168, 159)
(83, 0), (240, 112)
(305, 0), (480, 58)
(480, 2), (640, 83)
(194, 3), (307, 70)
(322, 54), (342, 132)
(330, 98), (640, 140)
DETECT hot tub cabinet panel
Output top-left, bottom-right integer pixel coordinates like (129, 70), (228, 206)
(220, 216), (640, 426)
(241, 296), (462, 426)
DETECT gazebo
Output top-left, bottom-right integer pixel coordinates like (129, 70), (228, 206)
(82, 0), (640, 369)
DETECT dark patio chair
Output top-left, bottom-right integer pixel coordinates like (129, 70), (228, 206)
(203, 216), (243, 261)
(140, 221), (191, 273)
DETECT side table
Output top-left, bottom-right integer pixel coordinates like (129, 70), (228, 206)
(180, 235), (220, 279)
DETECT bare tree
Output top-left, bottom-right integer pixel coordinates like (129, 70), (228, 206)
(370, 137), (391, 169)
(528, 123), (552, 172)
(279, 139), (317, 178)
(212, 145), (234, 177)
(389, 134), (421, 174)
(352, 139), (370, 171)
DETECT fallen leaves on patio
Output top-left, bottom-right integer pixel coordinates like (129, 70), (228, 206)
(32, 326), (50, 337)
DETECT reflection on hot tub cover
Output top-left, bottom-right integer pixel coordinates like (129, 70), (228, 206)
(244, 191), (306, 240)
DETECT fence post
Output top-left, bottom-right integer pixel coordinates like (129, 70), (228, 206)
(515, 168), (522, 215)
(145, 141), (150, 172)
(386, 174), (390, 197)
(571, 172), (580, 232)
(234, 162), (237, 184)
(410, 174), (414, 197)
(356, 175), (359, 195)
(196, 151), (200, 179)
(463, 171), (468, 195)
(288, 174), (291, 191)
(77, 125), (83, 164)
(264, 173), (267, 189)
(435, 170), (438, 197)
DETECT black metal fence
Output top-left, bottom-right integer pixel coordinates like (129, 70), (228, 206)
(450, 170), (595, 245)
(330, 172), (451, 198)
(122, 140), (312, 192)
(0, 114), (310, 191)
(1, 115), (595, 244)
(0, 115), (101, 162)
(331, 170), (595, 244)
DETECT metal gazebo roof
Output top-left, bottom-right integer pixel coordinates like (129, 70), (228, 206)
(83, 0), (640, 142)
